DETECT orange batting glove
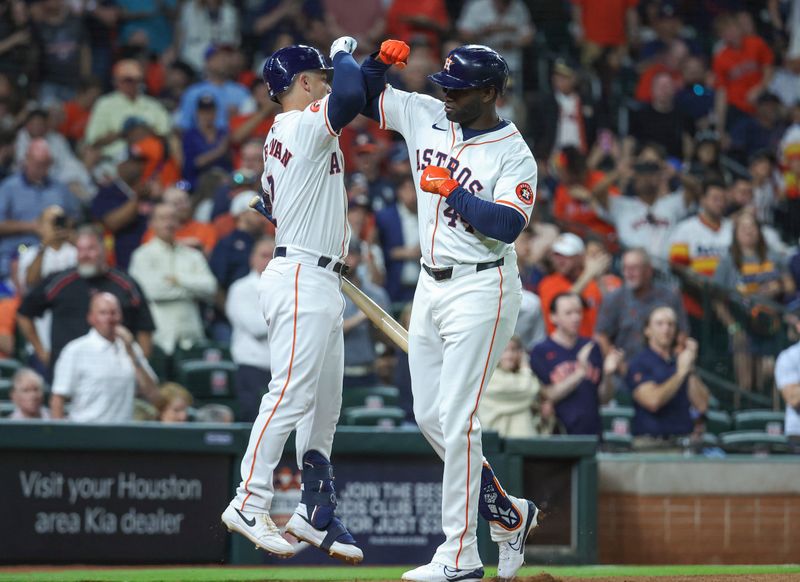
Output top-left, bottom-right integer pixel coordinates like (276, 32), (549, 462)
(378, 39), (410, 69)
(420, 165), (459, 197)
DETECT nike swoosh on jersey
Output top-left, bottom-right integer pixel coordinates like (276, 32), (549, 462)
(431, 123), (447, 131)
(235, 508), (256, 527)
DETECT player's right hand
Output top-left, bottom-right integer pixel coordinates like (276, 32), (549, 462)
(330, 36), (357, 59)
(420, 165), (458, 197)
(378, 39), (410, 69)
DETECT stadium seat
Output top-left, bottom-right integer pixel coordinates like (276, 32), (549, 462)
(343, 406), (405, 427)
(0, 378), (12, 401)
(704, 409), (733, 435)
(176, 360), (238, 400)
(0, 358), (23, 380)
(147, 345), (172, 382)
(719, 431), (791, 455)
(613, 388), (633, 407)
(342, 385), (400, 410)
(600, 406), (634, 435)
(0, 401), (14, 417)
(733, 409), (784, 434)
(173, 341), (232, 368)
(601, 431), (633, 452)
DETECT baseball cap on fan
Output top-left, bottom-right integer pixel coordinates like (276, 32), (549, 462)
(551, 233), (586, 256)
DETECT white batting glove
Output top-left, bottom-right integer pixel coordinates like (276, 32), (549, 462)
(330, 36), (357, 59)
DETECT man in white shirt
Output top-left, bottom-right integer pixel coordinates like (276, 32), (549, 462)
(50, 293), (158, 423)
(129, 203), (218, 354)
(774, 319), (800, 438)
(226, 237), (274, 423)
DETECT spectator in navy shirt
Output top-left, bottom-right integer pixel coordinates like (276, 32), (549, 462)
(530, 292), (621, 435)
(209, 191), (266, 294)
(625, 306), (710, 450)
(181, 94), (232, 191)
(91, 149), (159, 271)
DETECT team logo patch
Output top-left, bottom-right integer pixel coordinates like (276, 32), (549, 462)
(443, 56), (454, 72)
(310, 100), (321, 113)
(516, 182), (534, 204)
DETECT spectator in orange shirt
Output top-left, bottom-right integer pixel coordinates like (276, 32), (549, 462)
(385, 0), (449, 57)
(141, 187), (218, 255)
(538, 233), (607, 337)
(712, 12), (774, 131)
(571, 0), (639, 65)
(58, 77), (102, 145)
(634, 39), (687, 104)
(552, 146), (618, 239)
(0, 295), (20, 359)
(229, 80), (277, 168)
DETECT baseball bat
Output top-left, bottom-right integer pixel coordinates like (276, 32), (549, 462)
(248, 195), (410, 353)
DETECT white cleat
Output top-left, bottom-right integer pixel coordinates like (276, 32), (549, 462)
(285, 512), (364, 564)
(496, 499), (541, 581)
(401, 561), (485, 582)
(221, 504), (294, 558)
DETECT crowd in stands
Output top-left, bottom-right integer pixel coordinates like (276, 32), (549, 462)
(1, 0), (800, 451)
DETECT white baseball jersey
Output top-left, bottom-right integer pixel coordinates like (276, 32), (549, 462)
(377, 85), (537, 266)
(261, 94), (350, 259)
(377, 84), (534, 571)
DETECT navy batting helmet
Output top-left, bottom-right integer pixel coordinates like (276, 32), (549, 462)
(428, 45), (509, 95)
(262, 44), (333, 103)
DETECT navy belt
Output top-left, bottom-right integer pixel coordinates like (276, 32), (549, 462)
(422, 257), (504, 281)
(274, 246), (348, 275)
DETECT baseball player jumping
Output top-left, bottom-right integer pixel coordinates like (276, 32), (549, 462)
(361, 42), (541, 582)
(221, 37), (404, 563)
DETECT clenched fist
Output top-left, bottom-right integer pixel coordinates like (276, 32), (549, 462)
(378, 39), (410, 69)
(420, 165), (458, 197)
(330, 36), (357, 59)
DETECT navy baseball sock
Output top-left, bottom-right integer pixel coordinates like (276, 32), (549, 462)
(300, 450), (356, 544)
(478, 462), (522, 530)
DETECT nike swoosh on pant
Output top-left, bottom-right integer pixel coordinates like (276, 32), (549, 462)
(235, 508), (256, 527)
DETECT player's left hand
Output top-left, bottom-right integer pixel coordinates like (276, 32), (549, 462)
(330, 36), (357, 59)
(420, 165), (459, 197)
(378, 39), (410, 69)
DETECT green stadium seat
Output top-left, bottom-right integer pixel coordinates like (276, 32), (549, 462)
(0, 378), (12, 401)
(0, 401), (15, 417)
(704, 409), (732, 435)
(601, 406), (634, 435)
(343, 406), (406, 427)
(719, 431), (791, 455)
(601, 431), (633, 452)
(147, 345), (172, 382)
(733, 409), (784, 434)
(176, 360), (238, 400)
(342, 385), (400, 410)
(0, 358), (23, 379)
(173, 341), (231, 367)
(613, 388), (633, 407)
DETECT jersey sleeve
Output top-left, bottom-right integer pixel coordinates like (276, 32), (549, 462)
(667, 221), (690, 266)
(377, 84), (443, 138)
(775, 347), (800, 389)
(287, 94), (340, 160)
(492, 149), (538, 226)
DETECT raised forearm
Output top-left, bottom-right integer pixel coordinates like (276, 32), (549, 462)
(542, 368), (586, 404)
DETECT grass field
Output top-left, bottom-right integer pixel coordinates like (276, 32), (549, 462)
(1, 564), (800, 582)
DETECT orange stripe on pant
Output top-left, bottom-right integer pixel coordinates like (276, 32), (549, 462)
(455, 267), (504, 568)
(240, 264), (302, 511)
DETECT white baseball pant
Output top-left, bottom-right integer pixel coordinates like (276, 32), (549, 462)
(409, 260), (522, 570)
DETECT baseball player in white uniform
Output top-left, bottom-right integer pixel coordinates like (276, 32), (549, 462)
(221, 37), (401, 564)
(361, 43), (541, 581)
